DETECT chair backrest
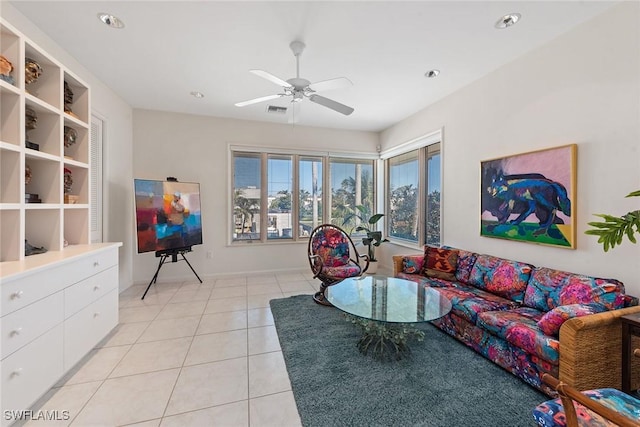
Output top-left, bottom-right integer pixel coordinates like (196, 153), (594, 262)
(541, 374), (640, 427)
(308, 224), (354, 268)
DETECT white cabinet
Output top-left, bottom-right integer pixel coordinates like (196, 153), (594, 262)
(0, 243), (121, 426)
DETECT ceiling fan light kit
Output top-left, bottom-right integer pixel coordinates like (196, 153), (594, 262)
(235, 40), (354, 116)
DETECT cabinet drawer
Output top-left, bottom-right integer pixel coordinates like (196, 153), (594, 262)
(1, 324), (64, 422)
(1, 291), (63, 359)
(64, 289), (118, 371)
(64, 266), (118, 319)
(1, 248), (118, 317)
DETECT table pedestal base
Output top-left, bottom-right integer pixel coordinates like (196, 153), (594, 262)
(345, 314), (425, 361)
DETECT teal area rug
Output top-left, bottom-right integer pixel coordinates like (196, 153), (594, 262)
(270, 294), (547, 427)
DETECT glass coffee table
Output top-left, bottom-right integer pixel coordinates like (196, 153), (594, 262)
(326, 275), (452, 360)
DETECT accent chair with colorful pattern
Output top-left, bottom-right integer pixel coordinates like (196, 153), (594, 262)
(308, 224), (369, 306)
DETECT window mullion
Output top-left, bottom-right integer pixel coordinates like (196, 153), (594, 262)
(260, 152), (268, 243)
(418, 148), (427, 247)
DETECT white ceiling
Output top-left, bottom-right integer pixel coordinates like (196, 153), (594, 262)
(10, 1), (616, 132)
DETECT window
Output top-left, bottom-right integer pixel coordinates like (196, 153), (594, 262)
(233, 153), (261, 241)
(385, 139), (441, 247)
(267, 154), (293, 240)
(299, 156), (322, 237)
(329, 158), (375, 231)
(231, 150), (375, 243)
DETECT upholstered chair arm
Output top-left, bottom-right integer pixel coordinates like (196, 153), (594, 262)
(392, 255), (406, 277)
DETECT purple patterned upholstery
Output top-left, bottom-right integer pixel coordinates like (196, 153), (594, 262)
(454, 249), (478, 284)
(436, 285), (520, 324)
(401, 255), (424, 274)
(524, 267), (626, 312)
(311, 227), (351, 268)
(321, 264), (362, 278)
(533, 388), (640, 426)
(467, 254), (533, 303)
(537, 303), (609, 336)
(477, 307), (560, 364)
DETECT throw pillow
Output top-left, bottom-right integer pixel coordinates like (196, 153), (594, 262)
(537, 303), (608, 336)
(402, 256), (424, 274)
(422, 246), (458, 281)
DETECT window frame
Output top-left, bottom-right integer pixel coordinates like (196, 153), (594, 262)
(381, 129), (442, 249)
(229, 145), (377, 245)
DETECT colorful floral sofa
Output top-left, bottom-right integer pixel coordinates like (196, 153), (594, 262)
(392, 247), (640, 396)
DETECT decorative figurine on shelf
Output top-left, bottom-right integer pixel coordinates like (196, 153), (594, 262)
(64, 167), (73, 194)
(64, 126), (77, 148)
(25, 164), (32, 185)
(25, 239), (47, 256)
(0, 55), (14, 85)
(63, 81), (79, 118)
(25, 57), (42, 85)
(25, 106), (39, 151)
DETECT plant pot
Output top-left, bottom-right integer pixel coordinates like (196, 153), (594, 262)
(366, 260), (378, 274)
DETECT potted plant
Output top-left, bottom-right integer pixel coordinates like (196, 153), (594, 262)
(344, 205), (389, 274)
(585, 190), (640, 251)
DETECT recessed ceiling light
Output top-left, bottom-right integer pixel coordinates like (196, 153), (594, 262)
(190, 91), (205, 99)
(495, 13), (521, 29)
(425, 69), (440, 78)
(97, 13), (125, 29)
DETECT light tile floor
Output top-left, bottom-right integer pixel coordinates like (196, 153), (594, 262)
(25, 271), (323, 427)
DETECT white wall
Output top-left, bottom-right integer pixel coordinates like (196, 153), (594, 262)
(132, 110), (378, 283)
(379, 3), (640, 294)
(3, 4), (135, 291)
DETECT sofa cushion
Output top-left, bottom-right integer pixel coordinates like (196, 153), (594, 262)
(401, 255), (424, 274)
(455, 249), (479, 284)
(477, 307), (560, 364)
(467, 254), (533, 303)
(536, 303), (609, 336)
(435, 285), (520, 324)
(523, 267), (626, 312)
(422, 246), (458, 281)
(320, 263), (362, 279)
(396, 273), (459, 289)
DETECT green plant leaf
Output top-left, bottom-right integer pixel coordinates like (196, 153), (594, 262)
(626, 190), (640, 198)
(368, 213), (384, 225)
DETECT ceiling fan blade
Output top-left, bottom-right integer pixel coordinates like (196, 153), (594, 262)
(308, 94), (354, 116)
(250, 69), (293, 88)
(308, 77), (353, 93)
(235, 94), (284, 107)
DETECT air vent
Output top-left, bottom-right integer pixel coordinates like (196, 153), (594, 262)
(266, 105), (288, 114)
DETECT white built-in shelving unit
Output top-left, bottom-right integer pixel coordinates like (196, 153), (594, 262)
(0, 18), (121, 424)
(0, 19), (90, 263)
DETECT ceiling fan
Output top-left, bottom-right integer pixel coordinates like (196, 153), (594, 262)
(235, 41), (354, 116)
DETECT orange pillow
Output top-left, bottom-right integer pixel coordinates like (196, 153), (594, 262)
(422, 246), (458, 281)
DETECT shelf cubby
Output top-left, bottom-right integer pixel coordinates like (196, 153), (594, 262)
(1, 148), (21, 203)
(63, 208), (88, 245)
(25, 208), (61, 253)
(63, 163), (88, 204)
(0, 209), (21, 262)
(24, 156), (60, 204)
(64, 72), (89, 124)
(63, 118), (88, 163)
(0, 22), (21, 89)
(0, 84), (21, 146)
(24, 42), (61, 109)
(24, 101), (61, 156)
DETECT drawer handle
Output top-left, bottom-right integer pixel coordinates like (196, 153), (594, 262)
(94, 312), (100, 318)
(93, 261), (100, 267)
(11, 291), (24, 300)
(94, 285), (101, 291)
(10, 328), (22, 337)
(11, 368), (23, 377)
